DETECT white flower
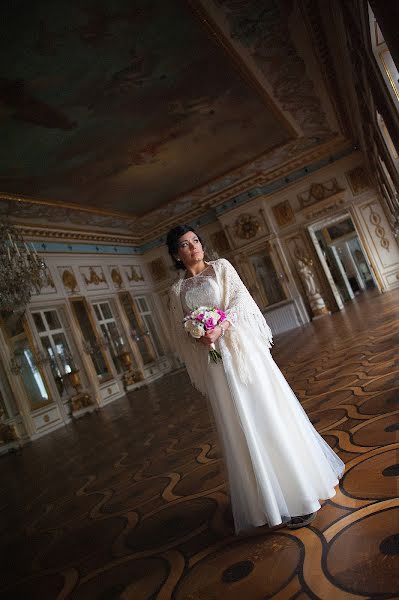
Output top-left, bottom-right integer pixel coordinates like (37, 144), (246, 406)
(208, 310), (220, 322)
(184, 320), (204, 339)
(191, 307), (207, 318)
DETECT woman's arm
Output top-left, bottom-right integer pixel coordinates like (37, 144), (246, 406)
(199, 319), (230, 346)
(217, 258), (273, 348)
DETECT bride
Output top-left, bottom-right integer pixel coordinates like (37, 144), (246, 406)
(167, 225), (344, 534)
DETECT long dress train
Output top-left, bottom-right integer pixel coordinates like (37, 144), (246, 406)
(178, 263), (345, 534)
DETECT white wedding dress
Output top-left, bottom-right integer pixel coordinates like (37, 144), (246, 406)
(180, 265), (344, 533)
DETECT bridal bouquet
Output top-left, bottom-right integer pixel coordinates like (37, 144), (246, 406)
(183, 306), (226, 363)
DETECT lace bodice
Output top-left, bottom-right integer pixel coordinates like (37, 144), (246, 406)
(169, 259), (273, 396)
(180, 265), (221, 315)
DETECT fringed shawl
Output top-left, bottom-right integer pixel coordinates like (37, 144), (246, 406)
(168, 258), (273, 397)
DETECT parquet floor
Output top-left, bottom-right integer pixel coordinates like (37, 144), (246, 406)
(1, 289), (399, 599)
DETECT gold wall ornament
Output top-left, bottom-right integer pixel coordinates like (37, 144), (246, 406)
(368, 204), (390, 250)
(65, 370), (82, 393)
(126, 265), (144, 282)
(119, 350), (133, 368)
(149, 258), (167, 281)
(298, 178), (344, 209)
(110, 267), (123, 289)
(31, 267), (56, 296)
(70, 392), (94, 415)
(346, 166), (372, 195)
(82, 266), (106, 286)
(234, 213), (260, 239)
(0, 406), (19, 444)
(272, 201), (295, 227)
(61, 268), (79, 293)
(122, 368), (144, 389)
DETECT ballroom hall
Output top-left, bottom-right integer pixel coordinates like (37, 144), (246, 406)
(1, 1), (399, 599)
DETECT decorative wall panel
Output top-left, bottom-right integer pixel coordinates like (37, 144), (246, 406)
(58, 267), (79, 294)
(79, 266), (109, 291)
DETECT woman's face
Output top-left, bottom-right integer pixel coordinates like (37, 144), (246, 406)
(176, 231), (204, 267)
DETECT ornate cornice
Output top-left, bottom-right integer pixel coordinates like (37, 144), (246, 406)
(137, 135), (352, 242)
(1, 136), (354, 251)
(15, 224), (138, 246)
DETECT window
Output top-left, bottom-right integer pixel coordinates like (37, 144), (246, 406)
(119, 292), (156, 364)
(369, 6), (399, 110)
(92, 301), (126, 374)
(31, 309), (76, 398)
(134, 296), (164, 358)
(376, 111), (399, 173)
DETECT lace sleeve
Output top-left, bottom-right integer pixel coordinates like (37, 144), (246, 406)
(218, 258), (273, 347)
(221, 260), (246, 326)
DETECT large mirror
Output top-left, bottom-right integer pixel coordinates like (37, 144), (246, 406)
(248, 249), (286, 308)
(0, 357), (18, 419)
(92, 300), (127, 375)
(1, 311), (52, 409)
(119, 292), (156, 364)
(70, 298), (112, 382)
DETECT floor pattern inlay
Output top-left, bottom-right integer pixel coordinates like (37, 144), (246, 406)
(1, 290), (399, 599)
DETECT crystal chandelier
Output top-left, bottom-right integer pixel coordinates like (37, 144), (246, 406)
(0, 219), (47, 312)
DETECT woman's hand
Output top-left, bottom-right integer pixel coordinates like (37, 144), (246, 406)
(199, 322), (230, 346)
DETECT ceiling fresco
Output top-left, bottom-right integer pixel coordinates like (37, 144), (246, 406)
(0, 0), (293, 216)
(212, 0), (331, 136)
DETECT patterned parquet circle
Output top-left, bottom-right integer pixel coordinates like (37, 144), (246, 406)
(1, 290), (399, 599)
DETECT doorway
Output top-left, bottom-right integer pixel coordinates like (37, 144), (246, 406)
(309, 214), (377, 306)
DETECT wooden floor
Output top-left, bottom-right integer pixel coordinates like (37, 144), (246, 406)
(1, 289), (399, 600)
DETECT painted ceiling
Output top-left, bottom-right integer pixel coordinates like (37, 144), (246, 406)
(0, 0), (294, 217)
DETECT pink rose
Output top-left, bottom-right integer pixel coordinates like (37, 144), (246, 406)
(196, 313), (204, 321)
(204, 317), (215, 330)
(216, 309), (226, 321)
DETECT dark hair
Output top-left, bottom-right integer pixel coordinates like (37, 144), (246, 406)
(166, 225), (204, 271)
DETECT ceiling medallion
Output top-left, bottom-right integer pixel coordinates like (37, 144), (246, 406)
(234, 214), (260, 240)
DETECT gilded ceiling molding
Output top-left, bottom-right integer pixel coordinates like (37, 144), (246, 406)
(13, 225), (140, 246)
(137, 135), (347, 231)
(0, 192), (138, 220)
(138, 137), (352, 242)
(1, 134), (341, 240)
(1, 136), (352, 248)
(0, 194), (136, 234)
